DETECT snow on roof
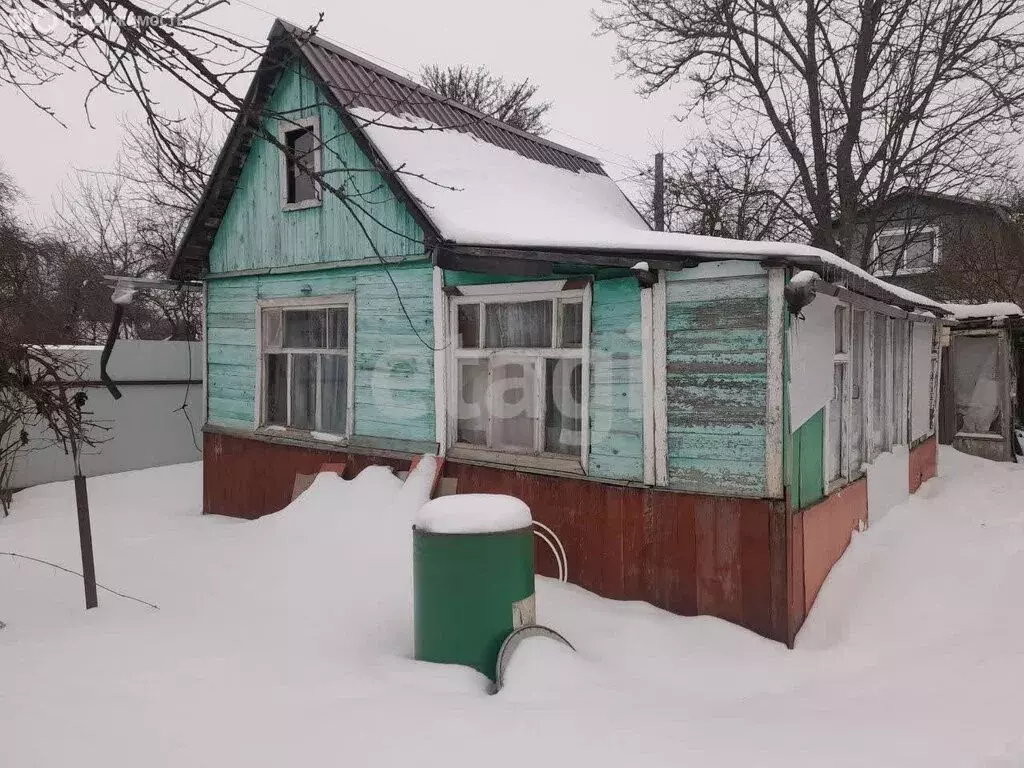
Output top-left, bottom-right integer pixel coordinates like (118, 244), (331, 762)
(354, 109), (830, 257)
(942, 302), (1024, 320)
(814, 250), (947, 313)
(355, 109), (946, 313)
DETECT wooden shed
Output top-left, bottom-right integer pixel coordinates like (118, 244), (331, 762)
(938, 304), (1023, 462)
(172, 21), (945, 645)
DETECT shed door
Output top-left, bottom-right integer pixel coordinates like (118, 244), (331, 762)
(949, 330), (1012, 461)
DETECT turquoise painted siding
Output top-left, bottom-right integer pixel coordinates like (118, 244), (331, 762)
(208, 62), (424, 275)
(206, 262), (435, 440)
(665, 270), (769, 496)
(588, 277), (644, 481)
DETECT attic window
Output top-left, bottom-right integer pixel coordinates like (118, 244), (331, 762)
(280, 117), (321, 209)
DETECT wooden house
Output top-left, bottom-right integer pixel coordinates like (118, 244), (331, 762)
(171, 21), (945, 645)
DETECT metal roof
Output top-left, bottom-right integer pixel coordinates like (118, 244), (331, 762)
(278, 20), (604, 175)
(169, 20), (612, 281)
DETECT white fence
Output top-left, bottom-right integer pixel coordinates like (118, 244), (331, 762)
(9, 341), (203, 489)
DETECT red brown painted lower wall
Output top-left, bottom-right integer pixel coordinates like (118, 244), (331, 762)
(909, 435), (938, 492)
(799, 478), (868, 612)
(792, 435), (939, 628)
(203, 431), (410, 520)
(202, 430), (792, 643)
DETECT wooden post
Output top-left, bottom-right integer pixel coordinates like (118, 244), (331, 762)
(653, 152), (665, 232)
(74, 474), (98, 609)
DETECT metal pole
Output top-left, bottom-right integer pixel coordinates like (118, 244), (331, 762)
(653, 152), (665, 232)
(74, 474), (98, 609)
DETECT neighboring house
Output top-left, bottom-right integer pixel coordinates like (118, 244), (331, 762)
(846, 190), (1024, 308)
(171, 20), (946, 645)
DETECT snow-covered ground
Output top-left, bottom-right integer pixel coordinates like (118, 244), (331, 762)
(2, 448), (1022, 767)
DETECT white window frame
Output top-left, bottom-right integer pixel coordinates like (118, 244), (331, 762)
(445, 280), (591, 471)
(278, 116), (322, 211)
(254, 294), (355, 441)
(825, 302), (852, 490)
(871, 225), (940, 276)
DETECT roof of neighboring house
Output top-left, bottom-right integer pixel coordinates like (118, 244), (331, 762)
(841, 189), (1014, 226)
(170, 20), (949, 316)
(943, 302), (1024, 320)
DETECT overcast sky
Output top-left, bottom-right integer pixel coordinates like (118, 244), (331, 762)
(0, 0), (690, 225)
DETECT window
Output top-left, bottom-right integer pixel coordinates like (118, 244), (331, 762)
(259, 298), (353, 437)
(952, 334), (1002, 435)
(874, 226), (938, 276)
(280, 117), (321, 208)
(450, 287), (587, 461)
(828, 305), (849, 484)
(829, 305), (936, 482)
(869, 312), (890, 459)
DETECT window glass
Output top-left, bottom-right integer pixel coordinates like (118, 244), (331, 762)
(876, 234), (903, 274)
(484, 301), (552, 348)
(903, 232), (935, 271)
(850, 310), (865, 469)
(285, 126), (317, 204)
(320, 354), (347, 434)
(834, 306), (847, 354)
(457, 303), (480, 348)
(545, 358), (583, 454)
(262, 308), (282, 351)
(289, 354), (317, 431)
(284, 309), (326, 349)
(327, 308), (348, 349)
(558, 301), (584, 348)
(829, 363), (846, 482)
(953, 335), (1002, 434)
(457, 359), (489, 445)
(265, 353), (288, 426)
(490, 359), (538, 450)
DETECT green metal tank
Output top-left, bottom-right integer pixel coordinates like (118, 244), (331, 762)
(413, 496), (535, 681)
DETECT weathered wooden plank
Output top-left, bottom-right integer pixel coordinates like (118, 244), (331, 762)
(207, 312), (256, 330)
(665, 297), (769, 332)
(664, 276), (770, 495)
(668, 430), (766, 462)
(207, 328), (255, 347)
(669, 458), (766, 496)
(667, 274), (768, 302)
(666, 328), (768, 352)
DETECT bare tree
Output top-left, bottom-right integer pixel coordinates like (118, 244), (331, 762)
(596, 0), (1024, 264)
(55, 111), (218, 341)
(638, 133), (806, 241)
(0, 341), (106, 516)
(421, 63), (552, 135)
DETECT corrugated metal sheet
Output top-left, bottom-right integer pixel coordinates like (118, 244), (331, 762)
(293, 25), (604, 175)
